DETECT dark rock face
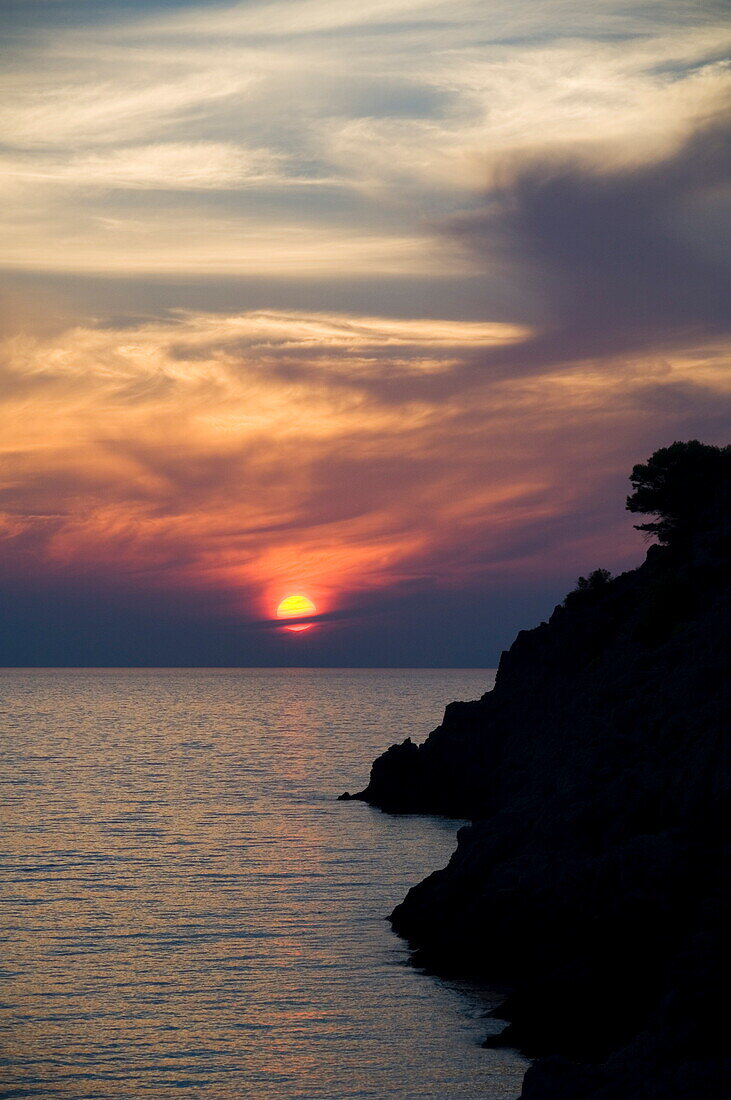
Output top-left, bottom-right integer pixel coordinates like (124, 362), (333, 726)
(348, 518), (730, 1096)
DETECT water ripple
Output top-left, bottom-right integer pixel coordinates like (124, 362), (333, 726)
(0, 668), (527, 1099)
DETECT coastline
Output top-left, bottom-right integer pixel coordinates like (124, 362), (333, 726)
(343, 458), (730, 1098)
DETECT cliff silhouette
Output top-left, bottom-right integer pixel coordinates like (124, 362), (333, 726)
(342, 442), (730, 1099)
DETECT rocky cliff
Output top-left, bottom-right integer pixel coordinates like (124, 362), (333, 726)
(342, 443), (730, 1099)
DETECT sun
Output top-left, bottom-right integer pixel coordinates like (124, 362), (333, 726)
(276, 594), (317, 633)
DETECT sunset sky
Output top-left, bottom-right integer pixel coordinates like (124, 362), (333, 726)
(1, 0), (729, 665)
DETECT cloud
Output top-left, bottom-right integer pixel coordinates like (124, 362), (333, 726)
(0, 143), (287, 190)
(0, 215), (464, 277)
(0, 0), (728, 662)
(447, 107), (731, 372)
(1, 0), (729, 282)
(128, 0), (455, 38)
(0, 69), (251, 149)
(0, 309), (728, 631)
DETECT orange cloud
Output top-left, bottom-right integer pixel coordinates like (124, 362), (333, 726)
(1, 308), (728, 632)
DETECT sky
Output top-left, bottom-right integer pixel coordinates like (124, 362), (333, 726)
(0, 0), (729, 666)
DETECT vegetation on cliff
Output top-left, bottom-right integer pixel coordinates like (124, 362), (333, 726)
(343, 441), (730, 1099)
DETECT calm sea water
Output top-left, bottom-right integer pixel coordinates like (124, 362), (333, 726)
(0, 668), (527, 1099)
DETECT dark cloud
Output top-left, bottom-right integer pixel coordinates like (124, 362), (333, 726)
(452, 111), (731, 373)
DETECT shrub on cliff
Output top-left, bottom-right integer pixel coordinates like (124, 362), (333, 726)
(563, 568), (613, 608)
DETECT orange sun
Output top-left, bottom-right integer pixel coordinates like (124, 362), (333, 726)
(276, 594), (317, 632)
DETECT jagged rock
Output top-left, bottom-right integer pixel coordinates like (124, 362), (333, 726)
(346, 447), (730, 1098)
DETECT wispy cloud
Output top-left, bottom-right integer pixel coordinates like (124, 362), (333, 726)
(0, 143), (287, 189)
(0, 0), (728, 659)
(1, 310), (728, 624)
(0, 69), (251, 148)
(1, 0), (728, 279)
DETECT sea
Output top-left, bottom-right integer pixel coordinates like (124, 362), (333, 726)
(1, 668), (529, 1099)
